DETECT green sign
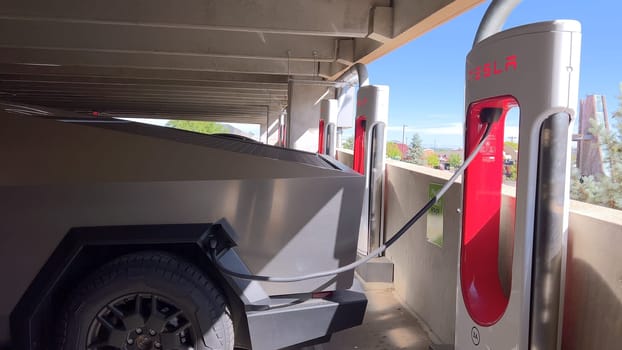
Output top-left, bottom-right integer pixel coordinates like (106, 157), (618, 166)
(427, 183), (444, 247)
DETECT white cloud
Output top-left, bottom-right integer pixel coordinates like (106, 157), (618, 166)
(389, 123), (519, 138)
(418, 123), (464, 135)
(505, 126), (519, 140)
(387, 123), (464, 136)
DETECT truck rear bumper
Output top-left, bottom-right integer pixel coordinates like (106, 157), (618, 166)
(246, 281), (368, 350)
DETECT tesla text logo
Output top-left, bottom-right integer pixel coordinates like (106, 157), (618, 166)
(357, 97), (368, 107)
(468, 55), (517, 81)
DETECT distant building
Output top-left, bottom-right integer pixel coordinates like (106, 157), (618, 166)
(503, 144), (518, 161)
(395, 143), (408, 157)
(423, 148), (436, 158)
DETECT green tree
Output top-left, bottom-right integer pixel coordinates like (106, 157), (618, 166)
(571, 86), (622, 209)
(570, 169), (602, 205)
(448, 153), (462, 169)
(507, 163), (517, 181)
(504, 141), (518, 151)
(406, 133), (424, 164)
(386, 142), (402, 160)
(342, 136), (354, 150)
(427, 152), (440, 168)
(167, 120), (228, 134)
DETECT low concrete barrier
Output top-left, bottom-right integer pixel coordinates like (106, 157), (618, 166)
(337, 148), (622, 346)
(563, 201), (622, 349)
(336, 148), (353, 168)
(383, 159), (462, 343)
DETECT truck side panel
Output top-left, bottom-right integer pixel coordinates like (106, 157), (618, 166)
(0, 114), (364, 344)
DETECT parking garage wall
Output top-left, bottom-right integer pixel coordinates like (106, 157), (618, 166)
(337, 149), (622, 346)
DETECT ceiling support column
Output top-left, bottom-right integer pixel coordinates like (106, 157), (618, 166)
(286, 80), (333, 152)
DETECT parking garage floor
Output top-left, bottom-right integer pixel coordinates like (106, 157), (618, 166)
(308, 280), (434, 350)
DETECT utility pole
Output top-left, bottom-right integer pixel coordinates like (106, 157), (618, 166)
(402, 124), (407, 145)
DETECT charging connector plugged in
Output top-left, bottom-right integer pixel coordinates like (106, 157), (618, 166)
(480, 107), (503, 124)
(210, 121), (495, 282)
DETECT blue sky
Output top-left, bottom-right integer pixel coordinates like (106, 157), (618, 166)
(367, 0), (622, 149)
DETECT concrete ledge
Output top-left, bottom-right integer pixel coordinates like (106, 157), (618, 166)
(429, 345), (454, 350)
(355, 256), (394, 283)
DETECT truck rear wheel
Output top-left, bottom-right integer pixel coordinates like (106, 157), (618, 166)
(56, 251), (234, 350)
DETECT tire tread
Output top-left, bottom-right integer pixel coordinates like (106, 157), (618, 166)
(56, 251), (234, 350)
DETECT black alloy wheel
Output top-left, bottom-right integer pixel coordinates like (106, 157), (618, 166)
(56, 251), (234, 350)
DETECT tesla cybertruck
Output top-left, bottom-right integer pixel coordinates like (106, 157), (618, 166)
(0, 110), (367, 350)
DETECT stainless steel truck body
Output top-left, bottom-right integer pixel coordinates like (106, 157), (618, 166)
(0, 110), (367, 350)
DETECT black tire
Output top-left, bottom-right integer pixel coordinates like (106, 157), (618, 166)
(56, 251), (234, 350)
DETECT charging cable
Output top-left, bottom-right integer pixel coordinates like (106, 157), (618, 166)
(210, 121), (494, 282)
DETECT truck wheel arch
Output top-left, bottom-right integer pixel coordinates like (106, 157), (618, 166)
(10, 224), (251, 350)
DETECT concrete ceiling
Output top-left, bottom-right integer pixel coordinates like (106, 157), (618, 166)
(0, 0), (483, 124)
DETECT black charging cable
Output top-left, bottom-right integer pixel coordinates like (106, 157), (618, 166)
(210, 118), (496, 282)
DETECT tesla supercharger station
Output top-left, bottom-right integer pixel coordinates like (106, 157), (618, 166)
(319, 99), (338, 157)
(455, 21), (581, 350)
(353, 85), (389, 255)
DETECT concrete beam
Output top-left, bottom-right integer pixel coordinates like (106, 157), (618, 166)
(318, 62), (349, 79)
(354, 38), (383, 64)
(393, 0), (453, 37)
(336, 39), (355, 66)
(0, 100), (270, 124)
(367, 7), (393, 43)
(0, 18), (338, 62)
(0, 81), (287, 99)
(6, 95), (283, 108)
(329, 0), (484, 79)
(0, 65), (289, 87)
(8, 99), (272, 114)
(0, 0), (484, 125)
(0, 0), (389, 37)
(7, 92), (283, 106)
(360, 0), (483, 63)
(0, 78), (288, 108)
(120, 114), (268, 125)
(0, 47), (321, 75)
(15, 99), (276, 122)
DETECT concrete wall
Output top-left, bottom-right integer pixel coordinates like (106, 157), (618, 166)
(383, 160), (622, 345)
(336, 148), (622, 346)
(336, 148), (353, 167)
(562, 201), (622, 349)
(383, 160), (462, 344)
